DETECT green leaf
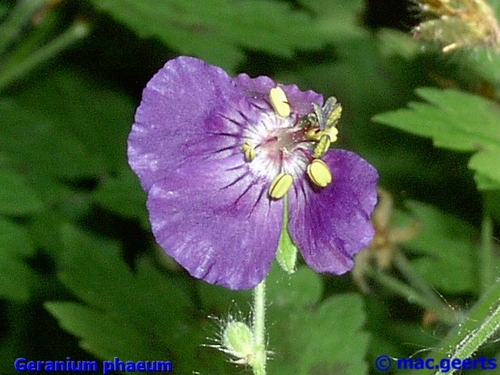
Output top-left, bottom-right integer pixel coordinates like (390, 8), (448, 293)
(0, 99), (105, 179)
(28, 210), (65, 257)
(374, 88), (500, 190)
(2, 68), (134, 180)
(454, 48), (500, 85)
(299, 0), (368, 39)
(88, 0), (328, 72)
(46, 225), (202, 373)
(0, 218), (35, 301)
(266, 264), (369, 375)
(44, 302), (142, 358)
(0, 169), (43, 215)
(396, 201), (480, 294)
(0, 4), (8, 19)
(0, 228), (34, 304)
(16, 69), (134, 170)
(0, 218), (35, 257)
(377, 29), (420, 60)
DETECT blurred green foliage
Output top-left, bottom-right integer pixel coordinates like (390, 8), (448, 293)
(375, 88), (500, 190)
(0, 0), (499, 374)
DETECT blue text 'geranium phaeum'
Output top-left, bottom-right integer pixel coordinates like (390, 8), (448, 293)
(128, 56), (378, 290)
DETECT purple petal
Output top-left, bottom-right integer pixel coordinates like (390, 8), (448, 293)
(235, 73), (324, 116)
(279, 83), (324, 116)
(288, 150), (378, 274)
(147, 155), (283, 290)
(128, 56), (253, 191)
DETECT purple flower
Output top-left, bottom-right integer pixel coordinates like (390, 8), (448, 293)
(128, 56), (378, 290)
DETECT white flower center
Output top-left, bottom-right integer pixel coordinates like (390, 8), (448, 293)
(240, 87), (341, 199)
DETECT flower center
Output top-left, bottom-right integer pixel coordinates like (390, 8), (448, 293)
(241, 87), (342, 200)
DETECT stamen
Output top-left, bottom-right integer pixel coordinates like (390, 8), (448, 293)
(242, 141), (256, 161)
(312, 134), (331, 159)
(269, 87), (291, 118)
(312, 127), (338, 159)
(307, 159), (332, 188)
(268, 172), (293, 199)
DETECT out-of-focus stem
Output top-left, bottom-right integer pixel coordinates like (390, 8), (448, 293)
(479, 192), (494, 295)
(0, 0), (45, 55)
(0, 21), (89, 91)
(365, 266), (457, 325)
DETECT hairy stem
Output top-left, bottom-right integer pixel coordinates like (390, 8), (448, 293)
(251, 279), (267, 375)
(412, 279), (500, 375)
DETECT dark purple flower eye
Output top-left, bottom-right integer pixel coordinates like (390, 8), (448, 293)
(128, 56), (378, 290)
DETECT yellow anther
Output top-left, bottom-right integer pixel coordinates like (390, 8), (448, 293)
(242, 141), (256, 161)
(307, 159), (332, 188)
(312, 127), (339, 158)
(269, 87), (291, 118)
(268, 172), (293, 199)
(312, 134), (332, 159)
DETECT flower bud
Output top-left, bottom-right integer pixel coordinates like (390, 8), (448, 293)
(222, 321), (255, 364)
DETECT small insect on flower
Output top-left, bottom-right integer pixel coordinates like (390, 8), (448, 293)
(128, 56), (378, 290)
(301, 97), (341, 159)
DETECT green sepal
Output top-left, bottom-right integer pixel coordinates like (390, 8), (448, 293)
(276, 196), (297, 274)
